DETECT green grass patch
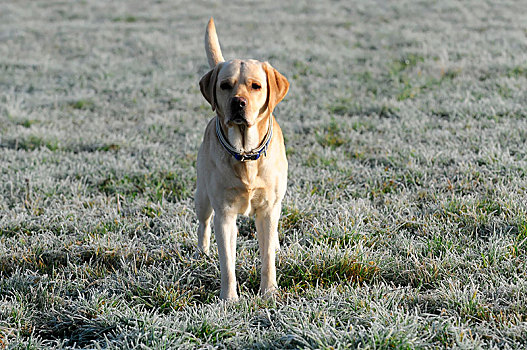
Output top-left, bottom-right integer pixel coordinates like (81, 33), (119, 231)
(389, 54), (425, 76)
(96, 143), (120, 152)
(515, 217), (527, 253)
(330, 102), (399, 119)
(112, 15), (138, 23)
(327, 97), (356, 116)
(292, 59), (312, 79)
(36, 312), (116, 348)
(0, 247), (121, 276)
(11, 135), (59, 151)
(397, 84), (420, 101)
(278, 248), (379, 291)
(425, 233), (456, 257)
(367, 178), (399, 199)
(279, 206), (313, 236)
(16, 119), (38, 128)
(69, 99), (95, 110)
(97, 171), (193, 202)
(185, 320), (236, 343)
(309, 226), (362, 247)
(0, 223), (35, 238)
(304, 152), (337, 168)
(442, 196), (508, 229)
(316, 118), (348, 149)
(507, 65), (527, 78)
(126, 279), (216, 312)
(441, 68), (461, 80)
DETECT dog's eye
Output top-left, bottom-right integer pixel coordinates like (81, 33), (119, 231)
(251, 82), (261, 90)
(220, 82), (232, 90)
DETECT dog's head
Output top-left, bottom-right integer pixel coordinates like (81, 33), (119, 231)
(200, 59), (289, 127)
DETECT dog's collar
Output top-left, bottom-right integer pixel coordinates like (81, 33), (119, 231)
(215, 115), (273, 162)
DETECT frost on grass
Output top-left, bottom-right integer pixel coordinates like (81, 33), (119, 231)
(1, 0), (527, 348)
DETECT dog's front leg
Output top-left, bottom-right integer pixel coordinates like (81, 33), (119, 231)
(213, 212), (238, 300)
(255, 204), (281, 296)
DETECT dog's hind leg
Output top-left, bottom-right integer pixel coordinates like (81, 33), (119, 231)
(195, 187), (213, 256)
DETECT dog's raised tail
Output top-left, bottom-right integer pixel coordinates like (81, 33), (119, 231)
(205, 17), (224, 68)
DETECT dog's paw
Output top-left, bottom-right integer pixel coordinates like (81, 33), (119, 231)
(260, 284), (278, 298)
(219, 291), (239, 301)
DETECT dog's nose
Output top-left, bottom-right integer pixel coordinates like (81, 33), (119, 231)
(231, 96), (247, 111)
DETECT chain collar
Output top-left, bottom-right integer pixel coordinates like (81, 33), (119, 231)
(215, 115), (273, 162)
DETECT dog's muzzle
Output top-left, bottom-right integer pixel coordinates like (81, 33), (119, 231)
(230, 96), (247, 124)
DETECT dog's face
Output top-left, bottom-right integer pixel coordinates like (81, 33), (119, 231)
(200, 59), (289, 127)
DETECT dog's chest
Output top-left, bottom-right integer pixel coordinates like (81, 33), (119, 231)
(232, 163), (270, 215)
(236, 187), (268, 216)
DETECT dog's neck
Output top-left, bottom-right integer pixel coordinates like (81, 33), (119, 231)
(224, 116), (270, 153)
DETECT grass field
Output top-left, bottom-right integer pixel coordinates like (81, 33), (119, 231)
(1, 0), (527, 348)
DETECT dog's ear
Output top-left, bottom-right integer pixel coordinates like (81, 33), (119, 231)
(263, 62), (289, 114)
(199, 63), (223, 111)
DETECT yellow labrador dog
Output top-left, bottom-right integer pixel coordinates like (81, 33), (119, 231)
(196, 18), (289, 300)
